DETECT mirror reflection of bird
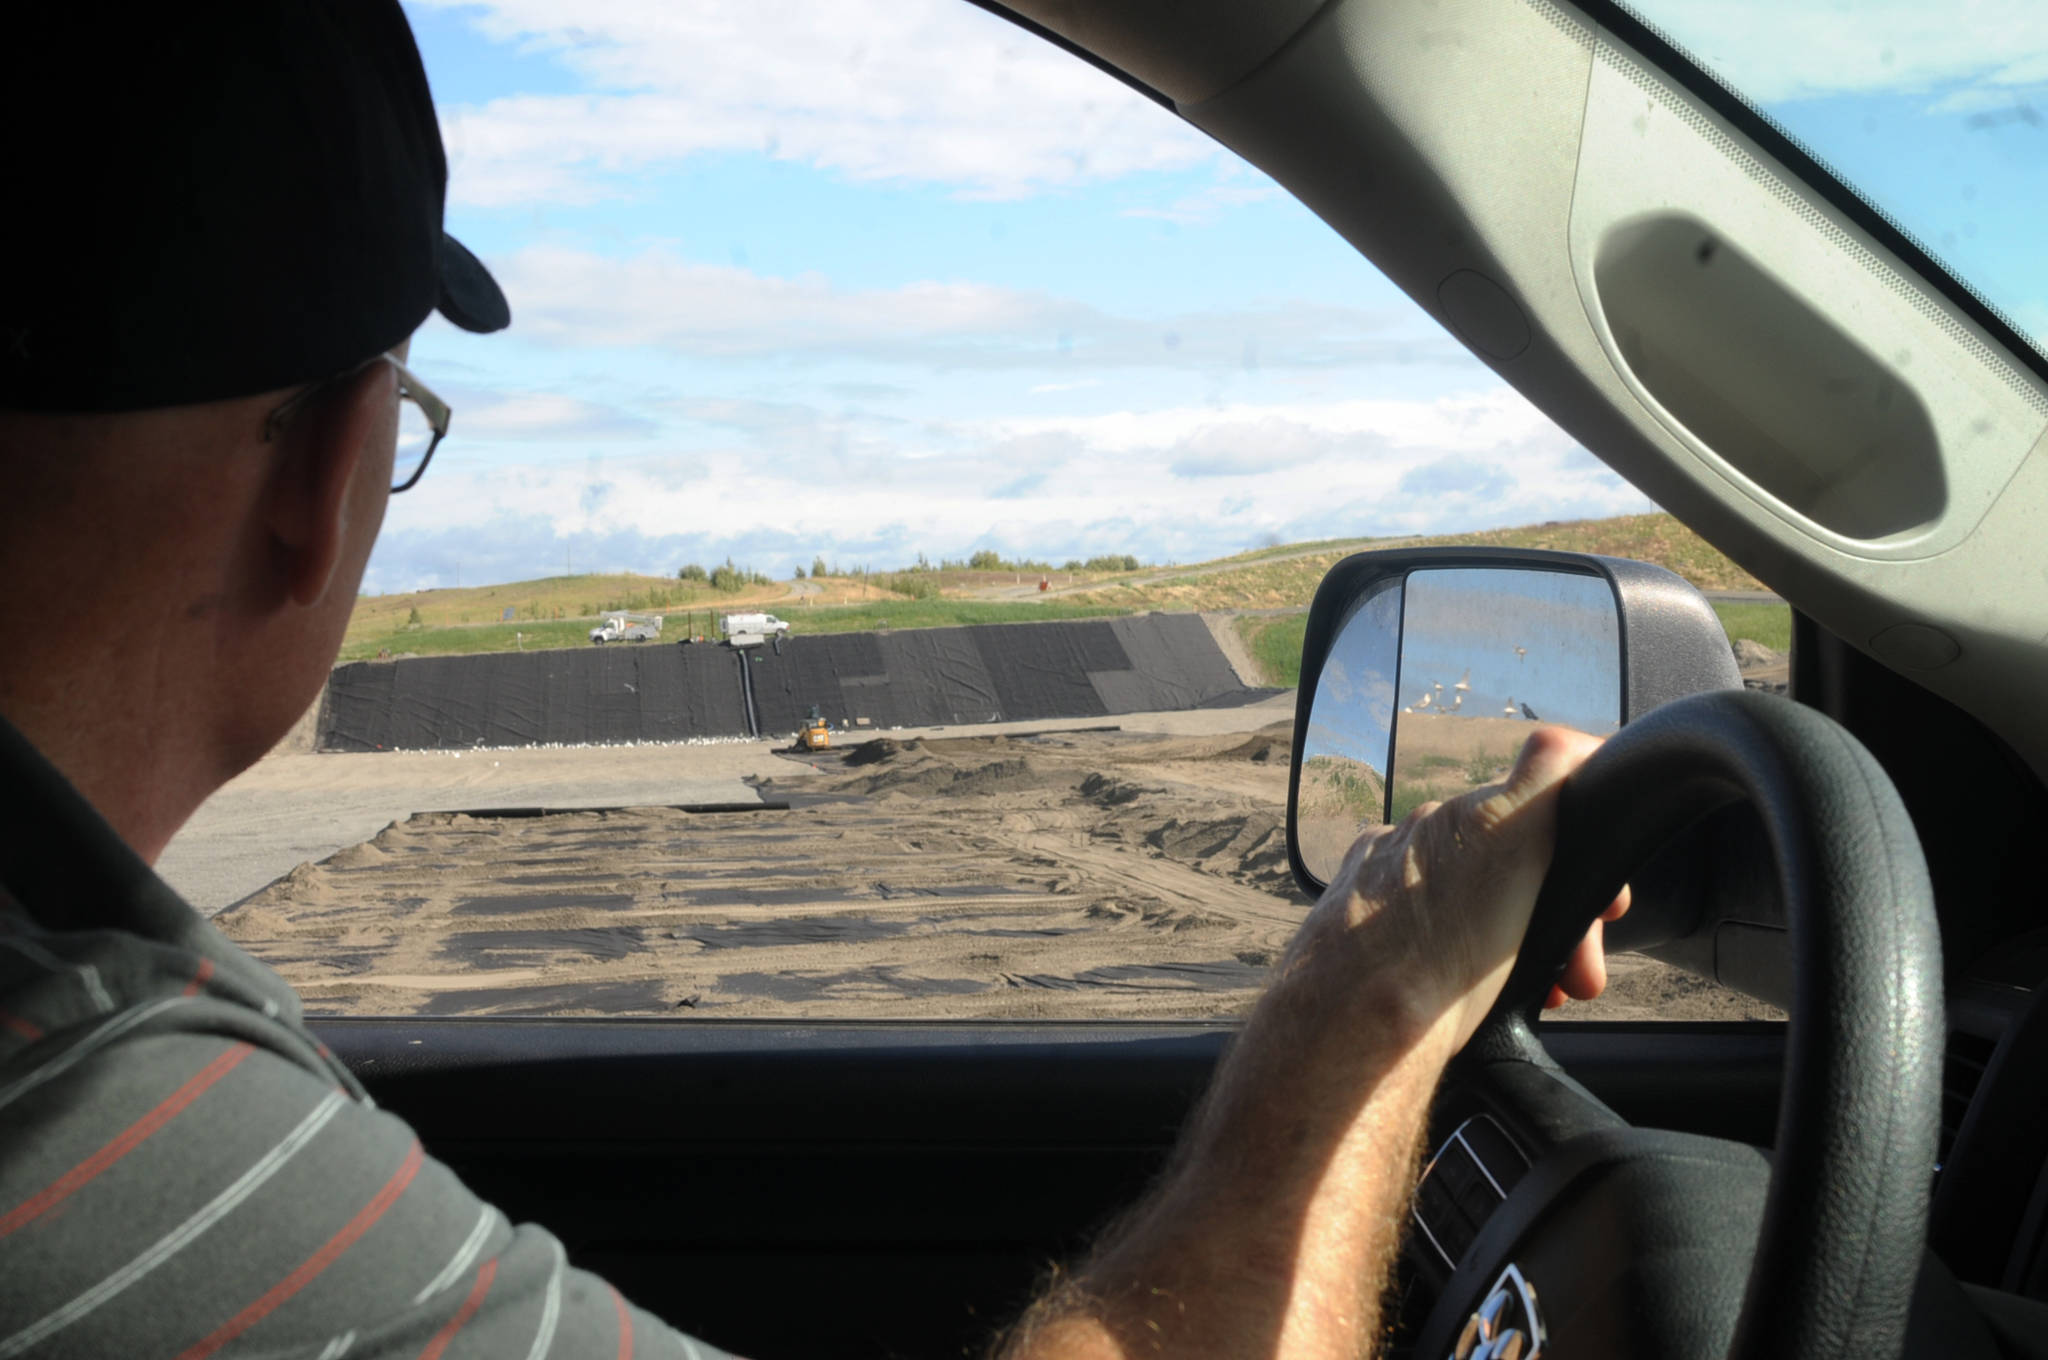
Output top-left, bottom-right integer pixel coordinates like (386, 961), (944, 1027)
(1521, 702), (1541, 721)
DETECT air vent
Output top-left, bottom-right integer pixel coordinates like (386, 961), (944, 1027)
(1941, 1030), (1998, 1169)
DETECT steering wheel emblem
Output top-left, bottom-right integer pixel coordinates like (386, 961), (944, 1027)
(1450, 1262), (1544, 1360)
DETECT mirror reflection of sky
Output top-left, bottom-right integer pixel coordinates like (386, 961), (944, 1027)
(1397, 569), (1620, 736)
(1303, 580), (1402, 772)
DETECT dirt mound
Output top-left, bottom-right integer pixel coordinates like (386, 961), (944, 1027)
(1079, 772), (1159, 807)
(1145, 811), (1295, 894)
(854, 753), (1059, 800)
(1732, 638), (1784, 669)
(841, 735), (984, 767)
(1202, 727), (1293, 765)
(1100, 720), (1293, 768)
(841, 737), (912, 767)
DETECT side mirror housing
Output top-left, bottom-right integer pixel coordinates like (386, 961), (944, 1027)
(1287, 547), (1741, 895)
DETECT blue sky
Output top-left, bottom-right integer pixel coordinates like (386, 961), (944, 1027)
(1396, 569), (1621, 738)
(369, 0), (2048, 594)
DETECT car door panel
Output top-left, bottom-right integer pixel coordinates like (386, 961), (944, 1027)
(320, 1019), (1784, 1357)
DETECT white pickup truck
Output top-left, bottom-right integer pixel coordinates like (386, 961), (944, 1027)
(589, 611), (663, 644)
(721, 612), (791, 646)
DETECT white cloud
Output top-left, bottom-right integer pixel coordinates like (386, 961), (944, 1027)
(368, 384), (1654, 590)
(418, 0), (1217, 204)
(1121, 183), (1284, 226)
(452, 390), (657, 441)
(1642, 1), (2048, 105)
(1164, 416), (1377, 478)
(491, 245), (1088, 355)
(415, 0), (2048, 216)
(364, 1), (1669, 594)
(1925, 89), (2048, 117)
(483, 245), (1469, 372)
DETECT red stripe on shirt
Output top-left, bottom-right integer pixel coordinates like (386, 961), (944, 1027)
(0, 1008), (41, 1041)
(173, 1139), (426, 1360)
(0, 1041), (254, 1239)
(181, 957), (215, 997)
(415, 1258), (500, 1360)
(611, 1285), (634, 1360)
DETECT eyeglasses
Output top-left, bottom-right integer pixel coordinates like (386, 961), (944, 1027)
(261, 352), (451, 494)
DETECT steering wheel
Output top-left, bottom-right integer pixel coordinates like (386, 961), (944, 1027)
(1411, 690), (1944, 1360)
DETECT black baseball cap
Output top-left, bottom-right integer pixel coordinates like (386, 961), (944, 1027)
(0, 3), (509, 414)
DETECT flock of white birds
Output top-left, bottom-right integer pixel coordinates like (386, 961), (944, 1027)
(1400, 662), (1535, 719)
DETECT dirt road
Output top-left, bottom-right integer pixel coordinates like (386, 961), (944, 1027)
(209, 708), (1772, 1023)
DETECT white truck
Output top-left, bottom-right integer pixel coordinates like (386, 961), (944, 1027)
(589, 611), (663, 644)
(720, 612), (791, 646)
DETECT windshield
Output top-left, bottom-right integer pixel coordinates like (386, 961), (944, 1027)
(159, 0), (1783, 1026)
(1625, 1), (2048, 358)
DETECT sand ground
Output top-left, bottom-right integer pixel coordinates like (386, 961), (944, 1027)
(187, 689), (1774, 1024)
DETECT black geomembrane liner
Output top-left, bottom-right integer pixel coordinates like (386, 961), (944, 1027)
(319, 615), (1272, 752)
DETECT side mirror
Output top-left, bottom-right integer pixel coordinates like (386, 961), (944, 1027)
(1287, 548), (1741, 894)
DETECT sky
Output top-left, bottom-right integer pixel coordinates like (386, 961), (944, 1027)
(1395, 569), (1621, 738)
(369, 0), (2048, 594)
(1304, 582), (1403, 773)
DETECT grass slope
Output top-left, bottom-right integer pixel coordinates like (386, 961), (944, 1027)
(341, 597), (1133, 663)
(345, 513), (1774, 664)
(1069, 513), (1763, 616)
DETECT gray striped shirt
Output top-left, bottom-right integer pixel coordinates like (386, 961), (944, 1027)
(0, 892), (738, 1359)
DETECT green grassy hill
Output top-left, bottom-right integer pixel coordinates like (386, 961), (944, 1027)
(344, 513), (1779, 668)
(1065, 513), (1763, 615)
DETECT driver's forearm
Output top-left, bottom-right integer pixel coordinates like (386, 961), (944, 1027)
(999, 973), (1457, 1359)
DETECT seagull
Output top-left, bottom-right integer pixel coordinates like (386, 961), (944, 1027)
(1416, 692), (1433, 710)
(1503, 698), (1518, 717)
(1521, 702), (1541, 721)
(1454, 669), (1471, 692)
(1448, 693), (1463, 712)
(1514, 646), (1528, 663)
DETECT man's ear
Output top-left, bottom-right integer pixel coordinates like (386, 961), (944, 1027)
(266, 363), (392, 608)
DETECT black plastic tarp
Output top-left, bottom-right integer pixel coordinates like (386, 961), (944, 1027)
(966, 621), (1118, 723)
(1092, 613), (1248, 713)
(745, 632), (889, 734)
(875, 629), (1003, 727)
(319, 614), (1274, 751)
(321, 645), (747, 751)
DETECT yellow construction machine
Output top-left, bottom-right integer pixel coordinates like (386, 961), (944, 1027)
(795, 704), (831, 751)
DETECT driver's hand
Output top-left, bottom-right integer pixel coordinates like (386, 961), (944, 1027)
(1302, 725), (1629, 1052)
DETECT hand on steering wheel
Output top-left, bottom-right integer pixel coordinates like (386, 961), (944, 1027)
(1312, 725), (1631, 1051)
(1403, 691), (1943, 1360)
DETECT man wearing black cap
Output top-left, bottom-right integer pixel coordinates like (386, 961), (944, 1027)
(0, 5), (1620, 1358)
(0, 7), (760, 1356)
